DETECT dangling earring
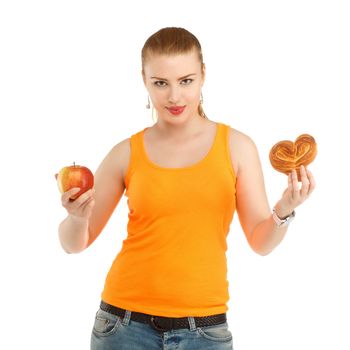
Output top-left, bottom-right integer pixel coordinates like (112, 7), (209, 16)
(146, 95), (150, 109)
(200, 92), (203, 105)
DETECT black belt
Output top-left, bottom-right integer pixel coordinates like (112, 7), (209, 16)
(100, 300), (227, 333)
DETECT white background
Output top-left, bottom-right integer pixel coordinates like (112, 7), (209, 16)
(1, 0), (349, 349)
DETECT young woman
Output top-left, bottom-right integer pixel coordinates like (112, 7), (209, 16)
(58, 27), (315, 350)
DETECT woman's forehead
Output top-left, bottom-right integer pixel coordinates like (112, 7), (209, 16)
(144, 52), (200, 76)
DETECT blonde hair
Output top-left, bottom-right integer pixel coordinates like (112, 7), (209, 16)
(141, 27), (208, 122)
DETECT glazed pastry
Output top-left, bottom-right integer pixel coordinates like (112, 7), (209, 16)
(269, 134), (317, 181)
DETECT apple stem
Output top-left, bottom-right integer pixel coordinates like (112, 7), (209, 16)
(73, 161), (75, 167)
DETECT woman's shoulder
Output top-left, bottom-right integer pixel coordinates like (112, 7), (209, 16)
(113, 137), (131, 167)
(227, 125), (256, 149)
(108, 137), (130, 156)
(109, 124), (149, 157)
(100, 137), (130, 185)
(226, 125), (259, 177)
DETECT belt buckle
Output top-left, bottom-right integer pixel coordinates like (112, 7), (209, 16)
(150, 316), (173, 332)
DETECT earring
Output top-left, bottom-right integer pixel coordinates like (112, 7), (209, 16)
(200, 92), (203, 105)
(146, 95), (150, 109)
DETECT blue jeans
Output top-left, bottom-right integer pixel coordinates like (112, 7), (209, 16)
(90, 306), (234, 349)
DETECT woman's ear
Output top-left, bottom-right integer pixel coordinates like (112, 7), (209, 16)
(142, 69), (146, 86)
(201, 63), (206, 86)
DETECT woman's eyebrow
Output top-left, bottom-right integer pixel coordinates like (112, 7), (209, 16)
(150, 73), (196, 80)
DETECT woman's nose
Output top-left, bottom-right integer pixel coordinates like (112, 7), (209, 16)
(168, 87), (181, 104)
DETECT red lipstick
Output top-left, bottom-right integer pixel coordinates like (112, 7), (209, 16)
(167, 106), (186, 115)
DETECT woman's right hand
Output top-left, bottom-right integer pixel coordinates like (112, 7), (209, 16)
(60, 187), (95, 219)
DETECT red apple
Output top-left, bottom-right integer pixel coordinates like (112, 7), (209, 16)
(55, 162), (94, 200)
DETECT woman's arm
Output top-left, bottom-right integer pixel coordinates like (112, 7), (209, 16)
(59, 212), (90, 254)
(229, 128), (315, 255)
(58, 137), (130, 253)
(248, 201), (292, 256)
(85, 138), (129, 249)
(249, 166), (314, 255)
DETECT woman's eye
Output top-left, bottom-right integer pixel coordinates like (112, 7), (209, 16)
(154, 81), (166, 87)
(154, 79), (193, 87)
(182, 79), (193, 85)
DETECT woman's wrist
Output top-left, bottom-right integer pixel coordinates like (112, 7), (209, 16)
(68, 213), (89, 224)
(58, 214), (89, 253)
(274, 202), (294, 219)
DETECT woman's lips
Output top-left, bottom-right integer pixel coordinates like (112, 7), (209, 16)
(167, 106), (186, 115)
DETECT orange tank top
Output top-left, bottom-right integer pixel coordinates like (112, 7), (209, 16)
(101, 122), (237, 317)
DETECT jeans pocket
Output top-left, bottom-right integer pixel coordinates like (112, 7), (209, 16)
(196, 321), (233, 342)
(92, 308), (122, 337)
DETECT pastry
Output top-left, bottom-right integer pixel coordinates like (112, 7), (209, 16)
(269, 134), (317, 181)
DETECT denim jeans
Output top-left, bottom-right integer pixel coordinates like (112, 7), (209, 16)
(90, 306), (234, 349)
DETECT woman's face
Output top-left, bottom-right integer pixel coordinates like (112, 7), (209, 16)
(142, 50), (205, 123)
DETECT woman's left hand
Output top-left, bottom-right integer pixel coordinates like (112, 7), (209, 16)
(276, 165), (316, 217)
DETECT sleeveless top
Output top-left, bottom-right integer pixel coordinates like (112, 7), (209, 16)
(101, 122), (237, 317)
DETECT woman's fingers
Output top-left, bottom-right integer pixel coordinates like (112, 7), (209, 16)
(300, 165), (310, 199)
(71, 189), (94, 208)
(61, 188), (95, 215)
(307, 168), (316, 196)
(286, 171), (293, 196)
(78, 194), (95, 217)
(282, 166), (316, 211)
(61, 187), (81, 206)
(291, 169), (299, 200)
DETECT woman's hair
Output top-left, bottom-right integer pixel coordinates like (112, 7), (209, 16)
(141, 27), (208, 121)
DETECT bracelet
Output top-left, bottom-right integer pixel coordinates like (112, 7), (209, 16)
(272, 207), (296, 227)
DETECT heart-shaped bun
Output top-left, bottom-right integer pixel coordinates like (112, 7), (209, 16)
(269, 134), (317, 181)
